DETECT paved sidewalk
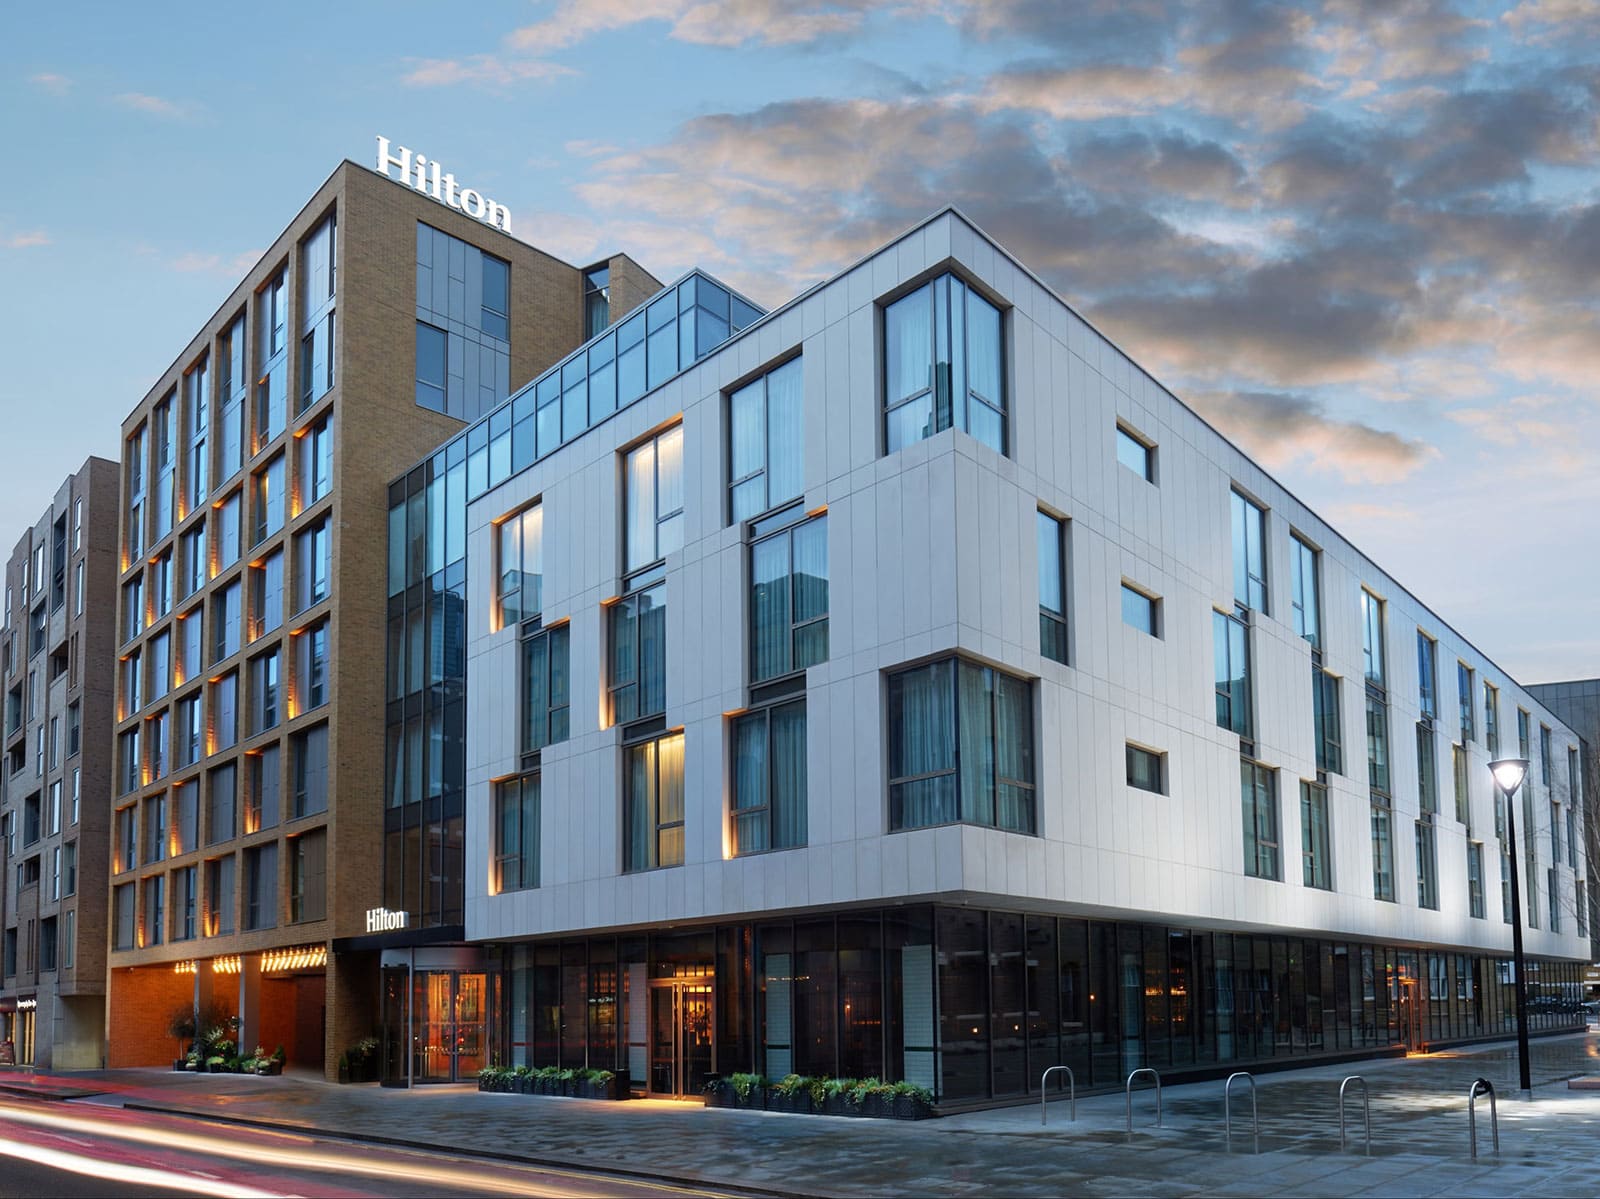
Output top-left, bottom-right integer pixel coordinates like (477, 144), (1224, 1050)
(5, 1033), (1600, 1196)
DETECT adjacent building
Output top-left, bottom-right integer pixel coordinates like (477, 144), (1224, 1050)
(447, 208), (1589, 1103)
(104, 150), (657, 1077)
(1525, 678), (1600, 963)
(1, 457), (120, 1068)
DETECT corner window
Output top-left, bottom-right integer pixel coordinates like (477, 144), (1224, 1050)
(887, 658), (1035, 833)
(883, 274), (1005, 456)
(728, 357), (803, 522)
(623, 730), (685, 872)
(1116, 425), (1154, 482)
(1037, 511), (1067, 665)
(732, 699), (807, 854)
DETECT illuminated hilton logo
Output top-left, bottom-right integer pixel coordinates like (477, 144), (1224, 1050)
(375, 135), (512, 233)
(365, 907), (409, 933)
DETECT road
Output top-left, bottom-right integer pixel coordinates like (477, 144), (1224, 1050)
(0, 1092), (733, 1198)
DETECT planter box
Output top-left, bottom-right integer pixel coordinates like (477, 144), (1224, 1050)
(767, 1090), (814, 1115)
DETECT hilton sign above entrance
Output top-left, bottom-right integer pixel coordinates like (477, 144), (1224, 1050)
(366, 906), (410, 934)
(375, 135), (512, 234)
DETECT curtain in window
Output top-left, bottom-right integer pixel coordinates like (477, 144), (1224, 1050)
(733, 714), (768, 853)
(625, 441), (656, 571)
(888, 661), (955, 828)
(729, 378), (766, 520)
(766, 360), (803, 507)
(885, 284), (932, 407)
(993, 673), (1034, 833)
(624, 741), (651, 871)
(519, 506), (543, 618)
(655, 425), (684, 555)
(657, 733), (685, 867)
(771, 701), (807, 850)
(751, 536), (791, 682)
(957, 663), (992, 824)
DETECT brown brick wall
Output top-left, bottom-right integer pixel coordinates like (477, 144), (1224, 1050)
(606, 253), (664, 325)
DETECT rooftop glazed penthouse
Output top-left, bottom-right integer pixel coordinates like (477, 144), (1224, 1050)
(458, 209), (1589, 1104)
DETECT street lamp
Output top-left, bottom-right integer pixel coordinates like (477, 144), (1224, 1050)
(1490, 756), (1532, 1097)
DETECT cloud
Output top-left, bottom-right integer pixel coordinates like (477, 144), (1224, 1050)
(28, 72), (70, 93)
(1502, 0), (1600, 42)
(1187, 389), (1437, 482)
(4, 231), (51, 249)
(169, 250), (262, 278)
(401, 56), (576, 87)
(114, 92), (199, 120)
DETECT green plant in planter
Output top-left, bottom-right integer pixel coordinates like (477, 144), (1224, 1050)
(729, 1072), (765, 1100)
(272, 1045), (286, 1064)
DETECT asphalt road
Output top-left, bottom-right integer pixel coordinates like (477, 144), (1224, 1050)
(0, 1092), (735, 1198)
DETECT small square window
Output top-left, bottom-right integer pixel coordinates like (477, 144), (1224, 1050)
(1116, 426), (1154, 482)
(1121, 584), (1158, 636)
(1127, 744), (1165, 794)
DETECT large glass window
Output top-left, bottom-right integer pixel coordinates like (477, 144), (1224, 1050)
(247, 745), (279, 833)
(887, 658), (1035, 833)
(1458, 663), (1475, 743)
(732, 699), (807, 854)
(1289, 534), (1319, 647)
(296, 620), (328, 712)
(883, 274), (1005, 455)
(1417, 633), (1438, 721)
(217, 490), (241, 570)
(1483, 682), (1500, 756)
(520, 624), (570, 754)
(622, 731), (685, 872)
(1213, 609), (1252, 738)
(1467, 842), (1486, 918)
(1366, 694), (1390, 797)
(1241, 760), (1279, 880)
(299, 213), (336, 414)
(290, 830), (326, 923)
(1301, 780), (1331, 889)
(185, 357), (209, 509)
(729, 358), (803, 521)
(416, 322), (447, 413)
(244, 842), (277, 931)
(1037, 511), (1067, 665)
(750, 515), (828, 684)
(624, 426), (684, 572)
(248, 650), (280, 736)
(495, 774), (540, 892)
(250, 551), (283, 641)
(251, 455), (284, 546)
(219, 312), (247, 482)
(1313, 669), (1342, 774)
(301, 416), (333, 507)
(1416, 819), (1438, 909)
(1371, 802), (1395, 902)
(295, 518), (329, 611)
(1453, 743), (1470, 825)
(292, 724), (329, 819)
(1230, 491), (1267, 612)
(212, 580), (241, 663)
(497, 504), (542, 629)
(211, 672), (237, 752)
(207, 764), (237, 845)
(256, 270), (288, 446)
(609, 581), (665, 725)
(1416, 724), (1438, 815)
(1361, 589), (1385, 686)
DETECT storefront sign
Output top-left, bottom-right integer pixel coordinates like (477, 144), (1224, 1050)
(16, 998), (36, 1011)
(375, 136), (512, 234)
(366, 906), (409, 933)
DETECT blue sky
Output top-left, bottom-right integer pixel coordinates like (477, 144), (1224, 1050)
(3, 0), (1598, 683)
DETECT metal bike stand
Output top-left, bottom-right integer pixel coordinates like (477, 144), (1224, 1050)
(1125, 1067), (1162, 1137)
(1224, 1071), (1258, 1154)
(1040, 1065), (1077, 1126)
(1468, 1077), (1499, 1161)
(1339, 1075), (1370, 1156)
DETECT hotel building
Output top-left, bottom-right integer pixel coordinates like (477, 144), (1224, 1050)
(439, 208), (1589, 1104)
(0, 457), (120, 1068)
(104, 152), (657, 1076)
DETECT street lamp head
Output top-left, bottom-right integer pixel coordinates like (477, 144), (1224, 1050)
(1490, 757), (1530, 794)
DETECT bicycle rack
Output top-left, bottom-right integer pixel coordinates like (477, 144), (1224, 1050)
(1339, 1075), (1370, 1156)
(1125, 1068), (1162, 1136)
(1224, 1071), (1258, 1154)
(1039, 1065), (1076, 1126)
(1468, 1077), (1499, 1161)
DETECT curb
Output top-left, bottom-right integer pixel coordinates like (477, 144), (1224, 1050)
(121, 1101), (823, 1199)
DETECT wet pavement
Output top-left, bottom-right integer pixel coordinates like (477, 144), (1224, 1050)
(4, 1032), (1599, 1196)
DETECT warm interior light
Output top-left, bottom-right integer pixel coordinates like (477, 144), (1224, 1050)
(1490, 758), (1529, 793)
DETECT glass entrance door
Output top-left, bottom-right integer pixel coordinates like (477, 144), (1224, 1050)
(412, 971), (488, 1083)
(647, 981), (715, 1097)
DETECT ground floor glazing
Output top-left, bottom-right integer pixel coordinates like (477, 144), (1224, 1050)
(483, 906), (1588, 1103)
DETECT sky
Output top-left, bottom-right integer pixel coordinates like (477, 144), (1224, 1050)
(2, 0), (1597, 684)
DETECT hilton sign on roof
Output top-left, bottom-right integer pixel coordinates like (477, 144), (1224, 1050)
(375, 135), (512, 234)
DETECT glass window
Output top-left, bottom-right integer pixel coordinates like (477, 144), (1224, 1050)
(1416, 724), (1438, 815)
(1416, 819), (1438, 909)
(1484, 682), (1500, 755)
(1121, 584), (1157, 636)
(1361, 589), (1385, 687)
(750, 515), (828, 684)
(1037, 512), (1067, 665)
(1467, 842), (1485, 918)
(1287, 534), (1319, 648)
(1417, 633), (1437, 721)
(1241, 759), (1279, 880)
(296, 620), (329, 712)
(219, 312), (247, 482)
(301, 415), (333, 506)
(609, 580), (665, 725)
(496, 503), (542, 629)
(416, 322), (448, 413)
(495, 774), (540, 892)
(290, 830), (326, 923)
(1314, 669), (1342, 775)
(247, 745), (279, 834)
(1213, 609), (1251, 738)
(122, 576), (144, 645)
(622, 730), (685, 872)
(1366, 693), (1390, 797)
(1371, 802), (1395, 902)
(482, 254), (510, 340)
(113, 883), (135, 950)
(732, 699), (807, 854)
(1116, 426), (1153, 482)
(1458, 663), (1475, 743)
(251, 455), (284, 546)
(244, 842), (277, 931)
(624, 425), (684, 572)
(883, 274), (1005, 455)
(521, 624), (570, 753)
(250, 551), (283, 641)
(1229, 491), (1269, 613)
(207, 763), (237, 845)
(248, 650), (280, 736)
(256, 271), (288, 446)
(217, 490), (242, 570)
(1453, 743), (1470, 825)
(213, 580), (241, 662)
(212, 672), (238, 752)
(295, 518), (330, 611)
(293, 724), (329, 818)
(728, 358), (803, 522)
(1126, 745), (1164, 794)
(887, 658), (1035, 833)
(1301, 780), (1331, 890)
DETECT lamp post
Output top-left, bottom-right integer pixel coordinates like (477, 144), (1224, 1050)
(1490, 757), (1532, 1098)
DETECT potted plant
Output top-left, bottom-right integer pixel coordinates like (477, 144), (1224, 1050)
(888, 1080), (935, 1120)
(768, 1074), (813, 1115)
